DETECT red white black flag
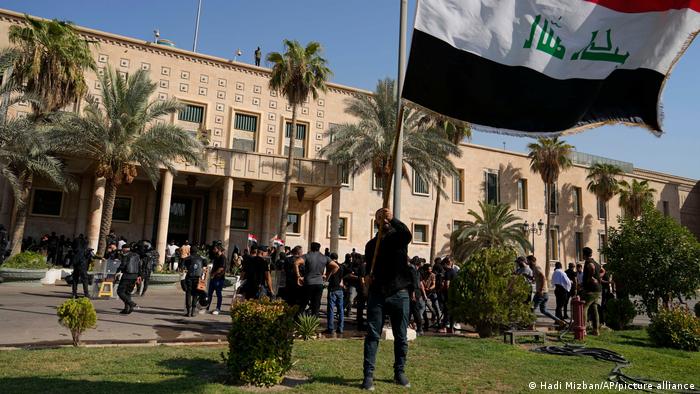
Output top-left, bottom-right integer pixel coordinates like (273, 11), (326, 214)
(402, 0), (700, 136)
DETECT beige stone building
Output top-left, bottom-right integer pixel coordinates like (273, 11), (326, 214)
(0, 8), (698, 267)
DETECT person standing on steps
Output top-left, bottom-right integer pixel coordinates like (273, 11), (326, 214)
(116, 243), (141, 314)
(361, 208), (414, 391)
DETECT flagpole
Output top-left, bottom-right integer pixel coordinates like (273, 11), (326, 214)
(192, 0), (203, 52)
(392, 0), (408, 220)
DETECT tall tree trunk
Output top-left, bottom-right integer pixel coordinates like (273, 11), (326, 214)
(9, 176), (32, 256)
(603, 207), (609, 248)
(544, 182), (551, 280)
(97, 178), (118, 256)
(429, 171), (442, 262)
(278, 104), (298, 242)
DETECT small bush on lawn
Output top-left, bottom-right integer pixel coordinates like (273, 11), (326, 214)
(2, 251), (47, 269)
(605, 298), (637, 330)
(56, 297), (97, 347)
(227, 298), (296, 387)
(295, 314), (320, 340)
(448, 247), (535, 338)
(647, 306), (700, 351)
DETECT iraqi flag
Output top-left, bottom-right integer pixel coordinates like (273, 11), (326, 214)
(247, 233), (257, 243)
(402, 0), (700, 136)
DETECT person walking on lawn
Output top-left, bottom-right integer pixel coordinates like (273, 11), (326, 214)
(362, 208), (414, 391)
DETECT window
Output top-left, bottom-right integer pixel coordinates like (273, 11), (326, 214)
(413, 224), (429, 244)
(231, 208), (250, 230)
(663, 200), (670, 217)
(597, 197), (607, 220)
(328, 123), (339, 143)
(112, 197), (132, 222)
(517, 179), (528, 210)
(546, 183), (558, 214)
(287, 213), (301, 234)
(340, 165), (350, 187)
(575, 232), (584, 262)
(284, 122), (307, 157)
(31, 189), (63, 216)
(413, 170), (429, 196)
(485, 171), (499, 204)
(372, 174), (384, 191)
(549, 227), (560, 261)
(178, 104), (204, 124)
(453, 220), (467, 232)
(573, 187), (583, 216)
(327, 216), (348, 238)
(233, 113), (258, 151)
(453, 170), (464, 202)
(598, 233), (607, 263)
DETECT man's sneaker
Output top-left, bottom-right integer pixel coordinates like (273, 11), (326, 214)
(361, 376), (375, 391)
(212, 310), (220, 315)
(394, 372), (411, 388)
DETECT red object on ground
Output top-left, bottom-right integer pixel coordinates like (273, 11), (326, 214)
(571, 296), (586, 340)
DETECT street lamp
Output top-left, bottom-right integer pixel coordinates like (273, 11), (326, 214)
(522, 219), (544, 253)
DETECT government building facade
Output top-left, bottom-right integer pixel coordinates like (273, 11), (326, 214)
(0, 8), (698, 267)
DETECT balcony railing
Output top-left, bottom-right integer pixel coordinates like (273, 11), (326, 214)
(569, 151), (634, 173)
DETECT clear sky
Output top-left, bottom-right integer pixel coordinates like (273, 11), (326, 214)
(1, 0), (697, 179)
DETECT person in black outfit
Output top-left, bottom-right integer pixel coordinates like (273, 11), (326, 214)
(0, 225), (8, 266)
(137, 240), (158, 296)
(351, 254), (368, 329)
(207, 244), (227, 314)
(183, 246), (205, 317)
(116, 243), (141, 314)
(254, 46), (261, 66)
(281, 245), (303, 306)
(408, 257), (424, 335)
(362, 208), (414, 390)
(565, 262), (577, 317)
(71, 242), (92, 298)
(47, 232), (58, 264)
(240, 245), (274, 300)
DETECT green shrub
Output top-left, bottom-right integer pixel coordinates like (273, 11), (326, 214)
(226, 298), (296, 387)
(56, 297), (97, 347)
(448, 247), (535, 337)
(3, 251), (47, 269)
(604, 298), (637, 330)
(295, 314), (320, 340)
(694, 302), (700, 318)
(647, 306), (700, 351)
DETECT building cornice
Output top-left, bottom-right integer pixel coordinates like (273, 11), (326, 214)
(0, 7), (372, 99)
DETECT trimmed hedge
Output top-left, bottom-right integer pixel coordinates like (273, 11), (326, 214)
(647, 306), (700, 351)
(226, 298), (296, 387)
(57, 297), (97, 347)
(605, 298), (637, 330)
(2, 251), (47, 269)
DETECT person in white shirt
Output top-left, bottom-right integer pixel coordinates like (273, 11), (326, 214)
(166, 240), (178, 270)
(551, 262), (572, 320)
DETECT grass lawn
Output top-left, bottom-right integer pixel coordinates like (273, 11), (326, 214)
(0, 330), (697, 393)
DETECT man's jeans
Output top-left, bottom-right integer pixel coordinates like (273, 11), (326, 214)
(532, 292), (560, 323)
(583, 291), (601, 332)
(207, 278), (224, 311)
(327, 289), (345, 332)
(363, 289), (409, 378)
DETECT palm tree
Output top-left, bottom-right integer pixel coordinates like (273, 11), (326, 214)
(0, 114), (72, 255)
(267, 40), (331, 243)
(7, 15), (95, 118)
(450, 201), (531, 263)
(423, 115), (471, 262)
(319, 78), (459, 205)
(54, 68), (205, 256)
(586, 163), (622, 246)
(618, 179), (656, 219)
(527, 137), (574, 278)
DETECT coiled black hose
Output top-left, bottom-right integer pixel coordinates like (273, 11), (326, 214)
(532, 322), (700, 394)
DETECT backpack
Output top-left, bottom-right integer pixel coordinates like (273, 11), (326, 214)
(188, 256), (204, 278)
(125, 253), (141, 274)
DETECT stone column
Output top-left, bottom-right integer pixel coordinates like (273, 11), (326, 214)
(330, 187), (341, 254)
(143, 186), (157, 241)
(220, 177), (234, 258)
(261, 193), (272, 244)
(309, 200), (318, 247)
(73, 175), (93, 237)
(206, 189), (218, 242)
(155, 171), (174, 267)
(86, 177), (106, 250)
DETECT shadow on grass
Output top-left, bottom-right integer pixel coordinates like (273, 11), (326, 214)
(0, 376), (200, 394)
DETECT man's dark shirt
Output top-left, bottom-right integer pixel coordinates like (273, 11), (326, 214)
(582, 258), (602, 293)
(284, 255), (301, 289)
(118, 251), (141, 279)
(327, 264), (344, 291)
(443, 267), (457, 292)
(183, 255), (204, 278)
(211, 254), (226, 279)
(242, 256), (269, 292)
(364, 218), (414, 297)
(409, 264), (421, 295)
